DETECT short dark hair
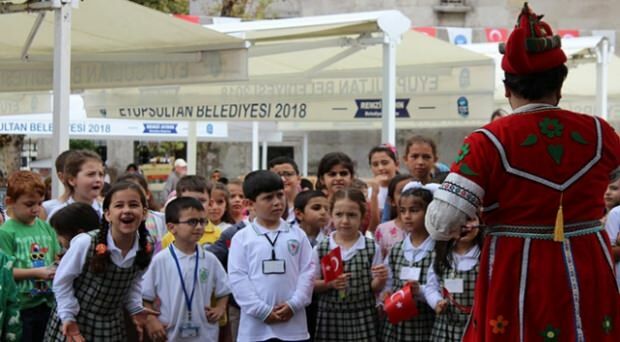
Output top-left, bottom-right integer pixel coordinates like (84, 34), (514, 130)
(243, 170), (284, 201)
(176, 175), (210, 195)
(165, 196), (205, 224)
(55, 150), (76, 175)
(503, 64), (568, 100)
(50, 202), (100, 239)
(300, 178), (314, 191)
(316, 152), (355, 190)
(268, 156), (299, 175)
(294, 190), (327, 211)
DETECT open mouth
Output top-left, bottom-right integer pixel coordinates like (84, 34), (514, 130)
(120, 216), (135, 224)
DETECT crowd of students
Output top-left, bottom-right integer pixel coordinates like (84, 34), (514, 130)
(0, 132), (618, 342)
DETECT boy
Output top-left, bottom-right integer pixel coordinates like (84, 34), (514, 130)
(143, 197), (230, 341)
(0, 171), (61, 341)
(228, 170), (315, 342)
(293, 190), (330, 247)
(161, 175), (222, 248)
(268, 157), (301, 224)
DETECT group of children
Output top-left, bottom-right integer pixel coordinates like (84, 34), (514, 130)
(5, 132), (616, 342)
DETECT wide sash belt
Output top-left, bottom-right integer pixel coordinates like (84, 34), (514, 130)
(485, 220), (602, 240)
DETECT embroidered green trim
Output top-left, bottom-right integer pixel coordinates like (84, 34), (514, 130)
(539, 117), (563, 138)
(455, 143), (470, 164)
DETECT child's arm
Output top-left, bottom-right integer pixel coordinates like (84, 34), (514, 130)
(282, 236), (316, 315)
(144, 300), (167, 342)
(205, 252), (232, 323)
(367, 181), (380, 234)
(206, 295), (229, 324)
(124, 271), (146, 316)
(370, 243), (387, 292)
(423, 262), (444, 311)
(12, 267), (55, 281)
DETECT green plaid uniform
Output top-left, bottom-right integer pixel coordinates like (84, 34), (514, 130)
(314, 237), (379, 342)
(45, 231), (142, 341)
(382, 240), (435, 342)
(430, 263), (478, 342)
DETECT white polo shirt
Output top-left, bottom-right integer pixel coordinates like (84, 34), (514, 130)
(142, 244), (231, 342)
(228, 218), (315, 342)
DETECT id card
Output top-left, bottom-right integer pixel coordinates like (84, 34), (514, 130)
(445, 278), (464, 294)
(180, 322), (200, 338)
(400, 266), (421, 281)
(262, 259), (286, 274)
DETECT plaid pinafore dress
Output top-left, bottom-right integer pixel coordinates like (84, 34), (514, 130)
(382, 240), (435, 342)
(314, 237), (378, 342)
(430, 262), (479, 342)
(45, 230), (142, 341)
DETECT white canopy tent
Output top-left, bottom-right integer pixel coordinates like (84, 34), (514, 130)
(0, 0), (247, 195)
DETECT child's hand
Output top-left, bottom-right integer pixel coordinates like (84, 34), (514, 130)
(145, 315), (168, 342)
(264, 309), (282, 324)
(62, 321), (85, 342)
(38, 266), (56, 280)
(273, 303), (294, 322)
(404, 280), (421, 295)
(435, 299), (449, 315)
(371, 264), (388, 281)
(133, 307), (160, 342)
(205, 305), (226, 323)
(330, 273), (350, 290)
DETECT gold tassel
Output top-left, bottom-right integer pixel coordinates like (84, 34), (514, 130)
(554, 193), (564, 242)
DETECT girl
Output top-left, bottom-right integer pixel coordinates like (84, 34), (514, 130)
(424, 218), (483, 342)
(402, 135), (439, 185)
(316, 152), (354, 199)
(45, 150), (105, 221)
(45, 182), (154, 341)
(313, 188), (387, 341)
(374, 174), (414, 257)
(117, 172), (167, 254)
(382, 184), (437, 342)
(604, 178), (620, 213)
(227, 179), (247, 223)
(209, 182), (234, 231)
(368, 144), (400, 223)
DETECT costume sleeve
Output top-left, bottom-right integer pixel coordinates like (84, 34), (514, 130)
(426, 132), (490, 241)
(1, 255), (21, 342)
(53, 233), (91, 323)
(423, 262), (443, 310)
(227, 232), (273, 321)
(286, 234), (316, 314)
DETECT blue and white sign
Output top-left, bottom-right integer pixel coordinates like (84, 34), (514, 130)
(143, 123), (178, 134)
(457, 96), (470, 117)
(354, 98), (411, 119)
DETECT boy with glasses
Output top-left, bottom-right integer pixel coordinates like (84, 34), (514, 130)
(268, 157), (301, 225)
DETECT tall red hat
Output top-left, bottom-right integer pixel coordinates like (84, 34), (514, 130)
(500, 2), (567, 75)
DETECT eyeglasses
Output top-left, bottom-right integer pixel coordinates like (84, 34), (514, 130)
(277, 171), (297, 178)
(176, 218), (207, 228)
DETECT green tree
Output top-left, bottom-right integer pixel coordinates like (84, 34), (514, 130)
(129, 0), (189, 14)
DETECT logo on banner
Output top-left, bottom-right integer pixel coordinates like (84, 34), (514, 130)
(143, 123), (178, 134)
(457, 97), (469, 118)
(485, 28), (509, 42)
(206, 123), (214, 134)
(354, 99), (410, 119)
(447, 27), (472, 46)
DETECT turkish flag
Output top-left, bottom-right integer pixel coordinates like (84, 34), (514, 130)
(413, 27), (437, 37)
(384, 284), (418, 324)
(485, 28), (509, 42)
(558, 29), (580, 39)
(320, 247), (343, 283)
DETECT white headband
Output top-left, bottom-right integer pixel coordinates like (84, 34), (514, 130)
(401, 181), (440, 195)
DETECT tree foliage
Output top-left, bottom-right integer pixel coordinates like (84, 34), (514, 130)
(129, 0), (189, 14)
(219, 0), (274, 19)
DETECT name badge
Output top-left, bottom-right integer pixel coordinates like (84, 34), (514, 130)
(180, 322), (200, 338)
(262, 259), (286, 274)
(400, 266), (421, 281)
(445, 278), (464, 294)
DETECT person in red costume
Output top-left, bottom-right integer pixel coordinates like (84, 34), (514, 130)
(425, 3), (620, 341)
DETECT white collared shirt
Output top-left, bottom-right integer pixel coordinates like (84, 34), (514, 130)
(46, 197), (103, 222)
(604, 206), (620, 287)
(512, 102), (558, 114)
(228, 218), (315, 342)
(142, 244), (231, 342)
(312, 232), (383, 279)
(52, 229), (143, 322)
(423, 245), (481, 310)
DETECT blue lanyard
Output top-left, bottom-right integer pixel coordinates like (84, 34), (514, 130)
(169, 245), (199, 321)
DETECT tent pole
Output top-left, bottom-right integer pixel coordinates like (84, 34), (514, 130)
(302, 133), (308, 177)
(252, 121), (259, 171)
(187, 121), (197, 174)
(381, 35), (397, 145)
(52, 3), (72, 198)
(595, 39), (610, 120)
(261, 140), (268, 170)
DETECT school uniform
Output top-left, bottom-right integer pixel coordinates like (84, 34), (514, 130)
(312, 232), (383, 342)
(424, 246), (480, 342)
(46, 197), (103, 221)
(45, 230), (144, 341)
(142, 244), (231, 341)
(383, 235), (436, 342)
(228, 218), (315, 342)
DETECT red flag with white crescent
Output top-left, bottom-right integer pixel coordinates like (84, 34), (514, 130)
(320, 246), (343, 283)
(384, 284), (418, 324)
(485, 28), (509, 42)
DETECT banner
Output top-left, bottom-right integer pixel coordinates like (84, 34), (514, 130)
(446, 27), (472, 45)
(484, 28), (509, 42)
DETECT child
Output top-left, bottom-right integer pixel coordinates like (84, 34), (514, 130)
(0, 171), (62, 341)
(41, 150), (76, 217)
(0, 250), (21, 341)
(294, 190), (330, 248)
(45, 181), (153, 341)
(49, 202), (100, 253)
(161, 175), (221, 249)
(604, 177), (620, 213)
(402, 135), (439, 185)
(368, 144), (400, 223)
(142, 197), (230, 341)
(227, 179), (247, 223)
(375, 174), (414, 257)
(269, 156), (302, 223)
(45, 150), (105, 221)
(228, 170), (315, 342)
(424, 218), (482, 342)
(208, 182), (234, 231)
(117, 172), (167, 253)
(382, 184), (437, 342)
(316, 152), (354, 199)
(313, 188), (388, 341)
(604, 205), (620, 287)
